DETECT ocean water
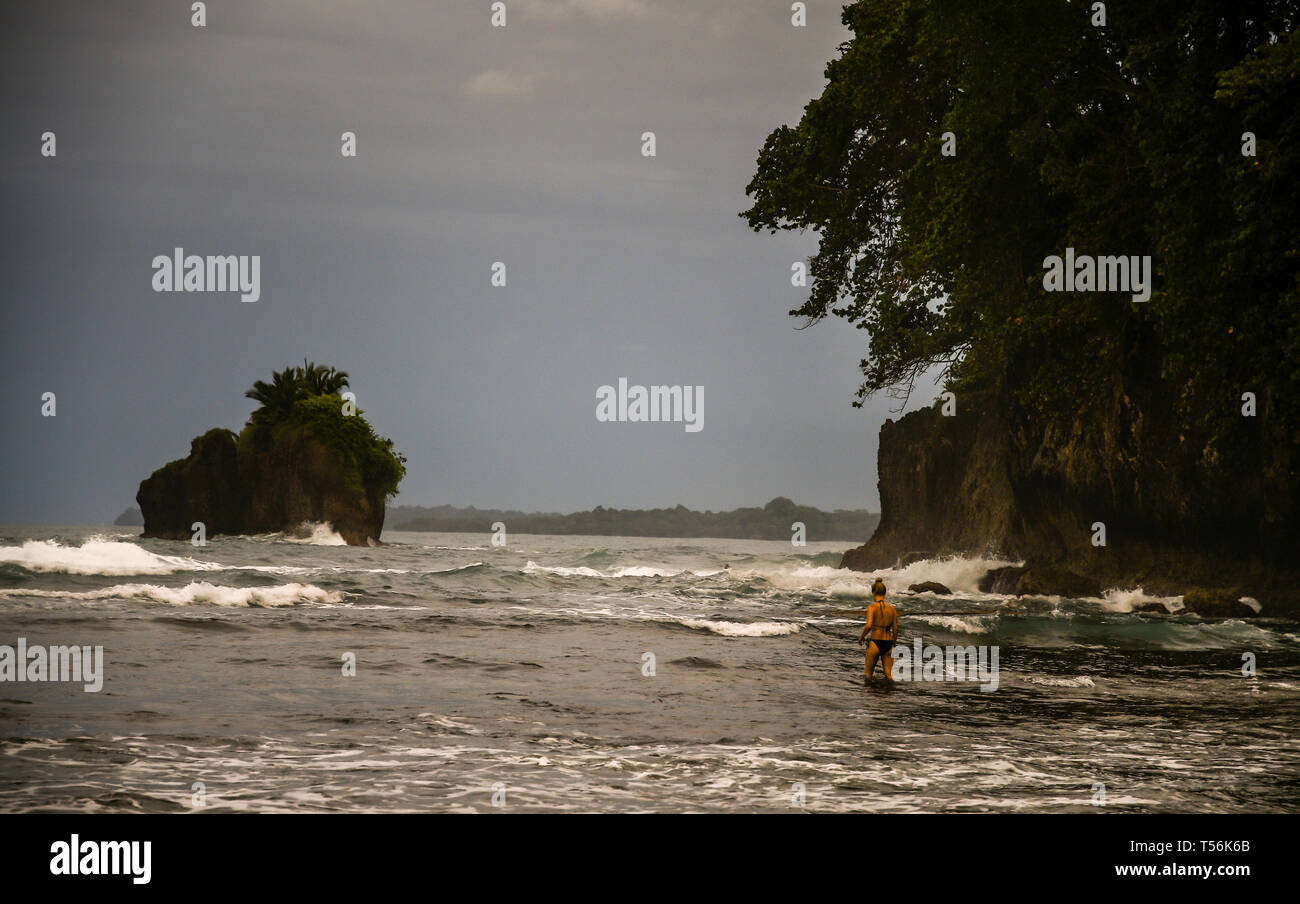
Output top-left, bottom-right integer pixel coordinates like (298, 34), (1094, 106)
(1, 524), (1297, 813)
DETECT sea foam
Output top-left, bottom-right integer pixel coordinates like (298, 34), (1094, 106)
(0, 581), (342, 607)
(751, 555), (1020, 598)
(282, 522), (348, 546)
(521, 561), (698, 579)
(674, 617), (801, 637)
(0, 539), (217, 576)
(1100, 587), (1184, 613)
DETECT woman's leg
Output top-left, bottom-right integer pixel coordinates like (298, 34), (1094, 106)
(864, 644), (880, 677)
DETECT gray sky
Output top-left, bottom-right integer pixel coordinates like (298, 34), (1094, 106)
(0, 0), (937, 524)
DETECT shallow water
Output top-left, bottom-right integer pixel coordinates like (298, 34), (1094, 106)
(1, 526), (1297, 812)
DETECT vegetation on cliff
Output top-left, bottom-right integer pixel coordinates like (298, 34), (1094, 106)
(743, 0), (1298, 601)
(239, 362), (405, 502)
(137, 362), (404, 545)
(744, 0), (1297, 432)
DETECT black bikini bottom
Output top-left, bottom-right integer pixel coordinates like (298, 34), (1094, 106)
(870, 640), (894, 656)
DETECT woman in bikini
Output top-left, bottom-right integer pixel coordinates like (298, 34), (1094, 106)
(857, 577), (898, 680)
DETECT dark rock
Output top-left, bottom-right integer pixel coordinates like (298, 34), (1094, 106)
(137, 427), (386, 546)
(840, 400), (1018, 573)
(1014, 566), (1101, 599)
(978, 566), (1027, 594)
(899, 551), (934, 567)
(1182, 588), (1258, 619)
(837, 391), (1300, 616)
(1132, 601), (1170, 614)
(908, 581), (952, 595)
(137, 429), (245, 539)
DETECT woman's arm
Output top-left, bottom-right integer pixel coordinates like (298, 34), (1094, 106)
(858, 610), (875, 644)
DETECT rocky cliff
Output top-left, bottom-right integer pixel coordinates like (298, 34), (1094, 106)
(137, 426), (387, 546)
(842, 386), (1299, 616)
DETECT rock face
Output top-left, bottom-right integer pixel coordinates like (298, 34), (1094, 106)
(1132, 602), (1172, 614)
(1012, 567), (1101, 599)
(908, 581), (952, 595)
(973, 564), (1098, 599)
(843, 403), (1020, 572)
(977, 566), (1026, 594)
(842, 391), (1298, 614)
(1181, 589), (1258, 619)
(137, 427), (386, 545)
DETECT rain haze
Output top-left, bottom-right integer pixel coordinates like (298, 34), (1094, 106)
(0, 0), (932, 524)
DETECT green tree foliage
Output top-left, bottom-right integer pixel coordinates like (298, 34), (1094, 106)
(244, 366), (306, 424)
(299, 360), (351, 396)
(278, 394), (406, 499)
(245, 360), (351, 423)
(241, 362), (405, 498)
(742, 0), (1299, 459)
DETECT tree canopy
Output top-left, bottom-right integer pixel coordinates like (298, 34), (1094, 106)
(742, 0), (1299, 458)
(245, 360), (351, 424)
(241, 361), (405, 499)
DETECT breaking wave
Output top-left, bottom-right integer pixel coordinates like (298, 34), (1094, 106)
(911, 614), (999, 634)
(1101, 587), (1184, 613)
(282, 522), (348, 546)
(0, 540), (217, 576)
(674, 617), (801, 637)
(749, 555), (1020, 598)
(521, 561), (707, 579)
(0, 581), (343, 608)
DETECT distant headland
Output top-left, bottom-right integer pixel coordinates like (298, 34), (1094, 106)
(113, 506), (144, 526)
(388, 497), (877, 542)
